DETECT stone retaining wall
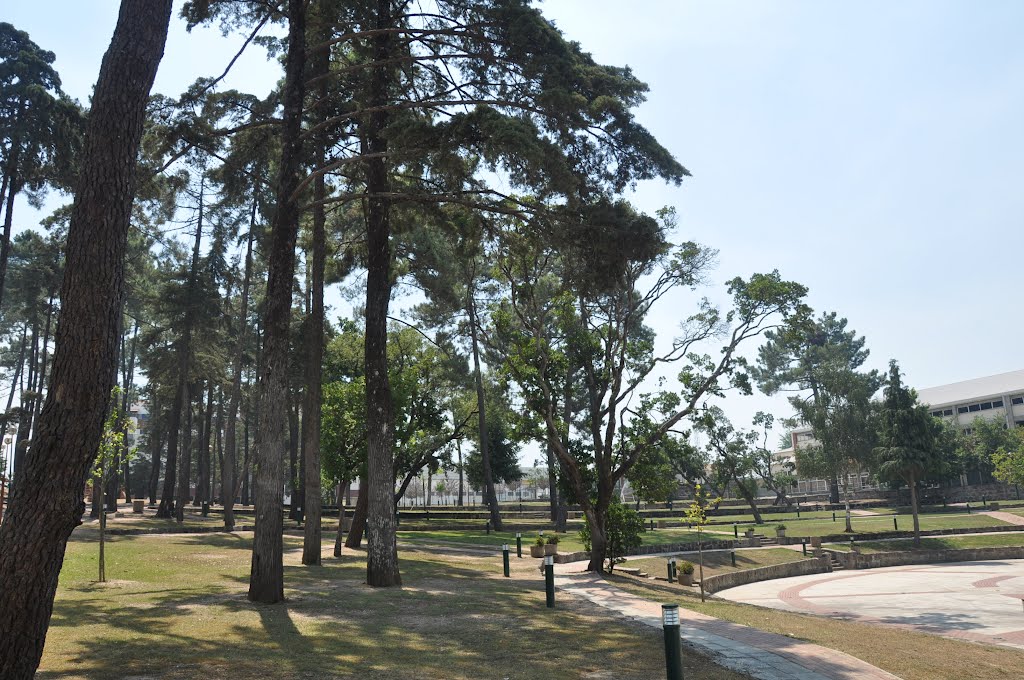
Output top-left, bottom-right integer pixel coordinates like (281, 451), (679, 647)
(825, 545), (1024, 570)
(703, 557), (831, 595)
(106, 524), (254, 536)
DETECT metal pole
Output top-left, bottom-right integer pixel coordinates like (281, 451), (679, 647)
(544, 555), (555, 608)
(503, 544), (510, 578)
(516, 532), (522, 558)
(486, 520), (491, 534)
(730, 551), (736, 568)
(802, 540), (807, 556)
(832, 511), (836, 522)
(662, 604), (684, 680)
(893, 516), (898, 531)
(733, 523), (738, 539)
(667, 557), (674, 583)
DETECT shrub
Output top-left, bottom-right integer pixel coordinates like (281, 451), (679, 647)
(578, 499), (645, 572)
(535, 536), (546, 547)
(678, 560), (695, 575)
(775, 523), (787, 532)
(546, 534), (559, 545)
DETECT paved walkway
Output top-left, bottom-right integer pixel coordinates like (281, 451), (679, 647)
(717, 560), (1024, 650)
(986, 510), (1024, 526)
(553, 563), (898, 680)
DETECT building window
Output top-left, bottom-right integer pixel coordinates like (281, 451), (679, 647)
(958, 406), (969, 414)
(969, 404), (981, 412)
(931, 410), (942, 417)
(1013, 397), (1023, 406)
(980, 402), (992, 411)
(992, 399), (1004, 408)
(943, 409), (953, 416)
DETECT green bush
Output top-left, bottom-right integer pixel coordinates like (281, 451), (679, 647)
(534, 536), (546, 547)
(578, 500), (645, 572)
(678, 560), (695, 575)
(546, 534), (559, 545)
(775, 523), (787, 532)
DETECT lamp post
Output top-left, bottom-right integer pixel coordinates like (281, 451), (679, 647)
(544, 555), (555, 608)
(662, 604), (684, 680)
(502, 544), (510, 577)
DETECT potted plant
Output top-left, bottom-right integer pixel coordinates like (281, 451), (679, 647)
(530, 536), (545, 558)
(775, 523), (787, 538)
(544, 534), (559, 555)
(678, 560), (695, 586)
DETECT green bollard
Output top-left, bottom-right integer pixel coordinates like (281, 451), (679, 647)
(731, 551), (736, 568)
(502, 544), (510, 578)
(802, 540), (807, 556)
(796, 504), (801, 518)
(733, 523), (738, 539)
(650, 519), (655, 531)
(832, 511), (836, 522)
(662, 605), (684, 680)
(516, 532), (523, 558)
(486, 520), (490, 534)
(967, 503), (971, 514)
(667, 557), (674, 583)
(544, 556), (555, 608)
(893, 516), (898, 531)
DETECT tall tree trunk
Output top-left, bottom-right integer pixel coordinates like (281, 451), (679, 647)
(12, 319), (38, 488)
(468, 295), (502, 531)
(175, 384), (193, 521)
(222, 206), (255, 529)
(301, 47), (327, 562)
(248, 0), (306, 604)
(457, 436), (464, 507)
(333, 480), (347, 557)
(734, 475), (763, 524)
(158, 193), (204, 518)
(195, 382), (213, 504)
(0, 143), (21, 311)
(118, 320), (139, 502)
(362, 0), (401, 588)
(147, 395), (162, 504)
(909, 473), (921, 548)
(288, 397), (300, 518)
(241, 408), (250, 506)
(0, 4), (171, 675)
(584, 504), (608, 572)
(345, 485), (369, 549)
(213, 389), (223, 504)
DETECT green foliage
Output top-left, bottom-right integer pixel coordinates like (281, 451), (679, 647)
(874, 361), (943, 487)
(579, 500), (645, 571)
(545, 534), (559, 545)
(624, 444), (677, 504)
(678, 560), (695, 575)
(992, 428), (1024, 487)
(465, 415), (523, 489)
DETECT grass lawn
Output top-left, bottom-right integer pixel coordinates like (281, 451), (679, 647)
(610, 576), (1024, 680)
(723, 512), (1010, 537)
(825, 532), (1024, 553)
(624, 548), (806, 581)
(41, 528), (746, 679)
(397, 526), (704, 555)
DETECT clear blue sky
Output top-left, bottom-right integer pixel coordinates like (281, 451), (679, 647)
(7, 1), (1024, 444)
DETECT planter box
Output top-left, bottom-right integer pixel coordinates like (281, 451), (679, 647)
(544, 544), (558, 556)
(132, 499), (145, 514)
(776, 530), (786, 539)
(530, 545), (545, 558)
(680, 573), (694, 586)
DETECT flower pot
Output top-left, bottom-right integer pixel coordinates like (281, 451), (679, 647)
(530, 545), (545, 558)
(776, 530), (786, 538)
(680, 573), (694, 586)
(544, 544), (558, 556)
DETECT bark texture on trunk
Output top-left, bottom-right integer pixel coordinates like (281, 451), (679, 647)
(248, 0), (306, 604)
(301, 60), (327, 563)
(469, 296), (502, 531)
(363, 0), (401, 588)
(345, 486), (368, 549)
(0, 4), (170, 676)
(222, 211), (255, 530)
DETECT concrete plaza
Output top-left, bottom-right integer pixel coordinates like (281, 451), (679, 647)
(717, 559), (1024, 649)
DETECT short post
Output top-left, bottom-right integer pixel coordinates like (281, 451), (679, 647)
(893, 516), (898, 531)
(650, 519), (655, 531)
(967, 503), (971, 514)
(201, 501), (209, 518)
(982, 495), (987, 509)
(667, 557), (674, 583)
(486, 520), (491, 534)
(516, 532), (523, 558)
(544, 555), (555, 608)
(730, 550), (736, 568)
(502, 543), (510, 578)
(802, 539), (807, 556)
(395, 510), (400, 527)
(849, 538), (854, 551)
(733, 523), (738, 539)
(796, 504), (801, 518)
(832, 511), (836, 522)
(662, 604), (684, 680)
